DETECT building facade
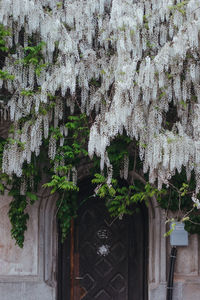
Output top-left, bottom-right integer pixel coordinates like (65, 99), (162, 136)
(0, 185), (200, 300)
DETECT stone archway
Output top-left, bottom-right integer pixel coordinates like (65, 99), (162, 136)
(37, 179), (168, 300)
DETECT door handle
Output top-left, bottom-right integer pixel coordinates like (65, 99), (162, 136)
(75, 277), (83, 280)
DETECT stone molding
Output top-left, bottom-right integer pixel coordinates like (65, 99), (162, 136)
(148, 197), (167, 298)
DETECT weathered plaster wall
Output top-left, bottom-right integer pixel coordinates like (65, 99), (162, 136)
(0, 191), (57, 300)
(0, 194), (38, 276)
(0, 282), (55, 300)
(171, 234), (200, 300)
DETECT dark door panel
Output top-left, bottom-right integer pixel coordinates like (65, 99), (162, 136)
(58, 196), (148, 300)
(77, 200), (129, 300)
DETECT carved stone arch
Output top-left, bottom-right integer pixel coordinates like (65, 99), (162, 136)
(148, 197), (167, 300)
(37, 188), (59, 288)
(39, 165), (200, 299)
(43, 177), (175, 300)
(128, 170), (167, 299)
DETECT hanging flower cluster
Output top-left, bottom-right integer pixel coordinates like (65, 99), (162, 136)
(0, 0), (200, 191)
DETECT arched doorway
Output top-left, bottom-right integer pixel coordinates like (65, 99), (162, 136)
(58, 186), (148, 300)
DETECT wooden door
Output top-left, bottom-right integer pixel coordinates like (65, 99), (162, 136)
(58, 197), (148, 300)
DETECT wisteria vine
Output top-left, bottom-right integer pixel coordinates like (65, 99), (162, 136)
(0, 0), (200, 246)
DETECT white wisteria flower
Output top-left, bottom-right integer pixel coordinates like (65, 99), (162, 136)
(192, 194), (200, 209)
(0, 0), (200, 195)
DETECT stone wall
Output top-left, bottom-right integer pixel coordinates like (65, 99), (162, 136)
(171, 234), (200, 300)
(148, 202), (200, 300)
(0, 192), (57, 300)
(0, 194), (38, 276)
(0, 191), (200, 300)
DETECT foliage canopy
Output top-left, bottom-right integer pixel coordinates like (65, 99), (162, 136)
(0, 0), (200, 246)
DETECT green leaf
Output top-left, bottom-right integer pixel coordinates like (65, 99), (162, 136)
(26, 192), (38, 203)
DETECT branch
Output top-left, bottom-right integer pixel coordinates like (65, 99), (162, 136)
(128, 170), (155, 218)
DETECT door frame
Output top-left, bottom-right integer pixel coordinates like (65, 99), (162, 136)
(57, 179), (149, 300)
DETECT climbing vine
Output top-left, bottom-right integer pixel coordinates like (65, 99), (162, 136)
(1, 104), (200, 246)
(0, 0), (200, 247)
